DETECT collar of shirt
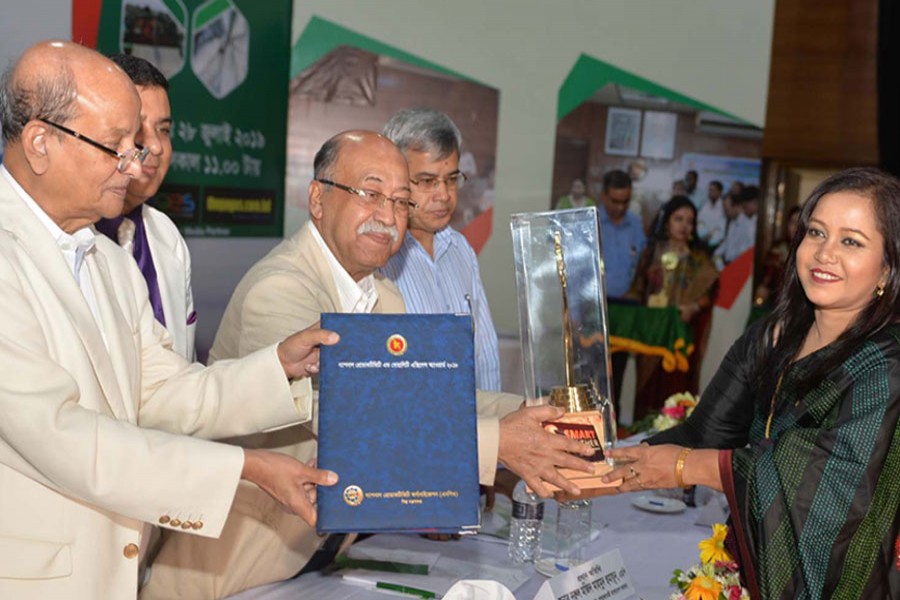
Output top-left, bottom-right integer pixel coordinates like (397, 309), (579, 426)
(599, 204), (637, 229)
(1, 165), (96, 280)
(405, 226), (457, 262)
(307, 221), (378, 313)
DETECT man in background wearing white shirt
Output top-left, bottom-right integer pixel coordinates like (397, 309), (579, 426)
(95, 54), (196, 360)
(714, 185), (759, 269)
(684, 169), (703, 209)
(696, 180), (727, 251)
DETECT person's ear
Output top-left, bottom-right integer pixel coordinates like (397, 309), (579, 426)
(20, 121), (52, 175)
(308, 179), (325, 221)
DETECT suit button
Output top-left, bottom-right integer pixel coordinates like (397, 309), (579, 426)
(180, 521), (192, 530)
(192, 521), (203, 530)
(158, 515), (170, 524)
(123, 543), (139, 559)
(170, 519), (182, 527)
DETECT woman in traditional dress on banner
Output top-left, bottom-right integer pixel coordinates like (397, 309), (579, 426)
(627, 195), (718, 420)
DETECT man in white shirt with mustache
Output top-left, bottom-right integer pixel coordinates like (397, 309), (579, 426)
(142, 130), (592, 599)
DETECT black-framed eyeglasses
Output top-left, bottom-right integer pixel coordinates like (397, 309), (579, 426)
(409, 172), (467, 192)
(315, 179), (417, 214)
(38, 118), (150, 173)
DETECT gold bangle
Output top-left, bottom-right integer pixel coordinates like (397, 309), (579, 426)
(675, 447), (693, 489)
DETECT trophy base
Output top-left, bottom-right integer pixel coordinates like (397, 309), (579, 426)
(542, 410), (622, 497)
(547, 462), (621, 499)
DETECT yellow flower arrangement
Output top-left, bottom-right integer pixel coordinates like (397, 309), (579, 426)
(669, 524), (749, 600)
(684, 574), (722, 600)
(698, 523), (731, 564)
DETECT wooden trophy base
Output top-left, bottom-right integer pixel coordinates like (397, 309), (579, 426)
(542, 409), (623, 500)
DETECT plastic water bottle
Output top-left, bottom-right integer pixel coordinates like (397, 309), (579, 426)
(508, 479), (544, 563)
(554, 499), (592, 570)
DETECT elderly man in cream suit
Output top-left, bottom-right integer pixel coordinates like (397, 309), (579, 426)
(0, 41), (342, 599)
(142, 131), (594, 598)
(95, 54), (195, 360)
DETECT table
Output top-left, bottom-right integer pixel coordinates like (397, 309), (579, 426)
(229, 491), (712, 600)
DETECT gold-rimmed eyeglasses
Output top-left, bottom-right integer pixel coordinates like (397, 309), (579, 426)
(38, 118), (150, 173)
(315, 179), (417, 214)
(410, 172), (467, 192)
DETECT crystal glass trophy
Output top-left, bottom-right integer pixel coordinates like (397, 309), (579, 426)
(510, 207), (621, 496)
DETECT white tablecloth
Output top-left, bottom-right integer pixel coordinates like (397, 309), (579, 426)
(228, 490), (712, 600)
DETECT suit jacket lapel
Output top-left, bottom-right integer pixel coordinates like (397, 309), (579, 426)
(373, 274), (406, 314)
(295, 224), (407, 315)
(0, 176), (130, 420)
(296, 225), (341, 313)
(142, 205), (183, 329)
(85, 251), (136, 422)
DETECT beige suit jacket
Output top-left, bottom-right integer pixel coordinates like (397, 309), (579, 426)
(0, 175), (310, 599)
(142, 224), (520, 599)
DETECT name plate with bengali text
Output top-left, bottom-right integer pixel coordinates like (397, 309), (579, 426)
(534, 549), (637, 600)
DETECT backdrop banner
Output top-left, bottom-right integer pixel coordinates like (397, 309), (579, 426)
(80, 0), (292, 237)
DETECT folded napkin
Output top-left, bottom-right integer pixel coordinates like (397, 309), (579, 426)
(444, 580), (515, 600)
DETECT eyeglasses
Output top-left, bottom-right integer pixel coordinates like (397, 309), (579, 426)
(409, 172), (467, 192)
(316, 179), (417, 214)
(38, 118), (150, 173)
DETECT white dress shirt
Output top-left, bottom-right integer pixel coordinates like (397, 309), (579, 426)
(697, 198), (727, 248)
(714, 213), (757, 267)
(308, 221), (378, 314)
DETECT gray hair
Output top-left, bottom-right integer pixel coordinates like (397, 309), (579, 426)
(312, 134), (344, 180)
(0, 62), (78, 143)
(382, 107), (461, 161)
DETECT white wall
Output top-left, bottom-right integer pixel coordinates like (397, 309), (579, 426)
(0, 1), (69, 68)
(1, 1), (776, 359)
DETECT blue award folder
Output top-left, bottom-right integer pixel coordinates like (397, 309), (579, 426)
(316, 313), (480, 534)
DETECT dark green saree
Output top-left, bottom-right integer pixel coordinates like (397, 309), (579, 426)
(722, 324), (900, 599)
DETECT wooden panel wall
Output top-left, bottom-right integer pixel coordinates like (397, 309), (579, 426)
(762, 0), (879, 165)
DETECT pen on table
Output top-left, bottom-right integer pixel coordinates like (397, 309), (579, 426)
(342, 575), (438, 599)
(648, 499), (666, 507)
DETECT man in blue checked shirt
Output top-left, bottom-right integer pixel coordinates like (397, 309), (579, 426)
(598, 169), (646, 413)
(381, 108), (502, 391)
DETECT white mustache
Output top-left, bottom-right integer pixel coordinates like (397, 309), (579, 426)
(357, 220), (399, 243)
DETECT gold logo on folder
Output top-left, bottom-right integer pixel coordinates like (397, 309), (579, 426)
(386, 334), (407, 356)
(343, 485), (364, 507)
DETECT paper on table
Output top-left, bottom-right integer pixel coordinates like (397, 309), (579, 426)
(342, 570), (450, 597)
(341, 557), (530, 598)
(438, 557), (531, 592)
(346, 545), (440, 573)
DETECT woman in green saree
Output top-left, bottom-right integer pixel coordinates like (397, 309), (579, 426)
(604, 168), (900, 599)
(627, 195), (719, 420)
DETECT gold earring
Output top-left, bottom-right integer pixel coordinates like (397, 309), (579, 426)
(877, 285), (885, 297)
